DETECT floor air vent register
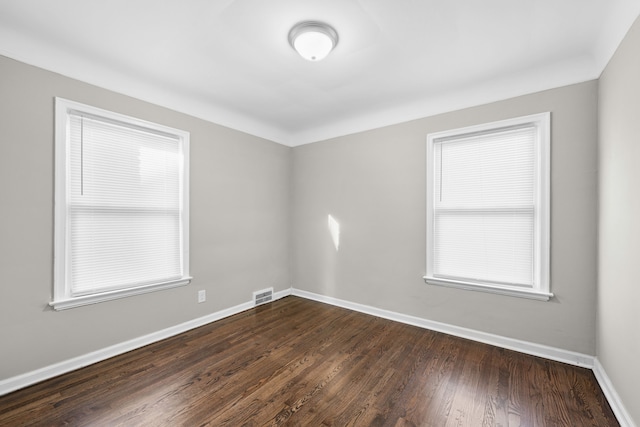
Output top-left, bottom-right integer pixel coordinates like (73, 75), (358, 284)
(253, 288), (273, 306)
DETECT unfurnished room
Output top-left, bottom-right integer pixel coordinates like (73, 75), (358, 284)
(0, 1), (639, 426)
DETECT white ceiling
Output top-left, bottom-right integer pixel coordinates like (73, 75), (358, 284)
(1, 0), (639, 146)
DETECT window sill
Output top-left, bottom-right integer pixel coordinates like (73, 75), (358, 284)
(50, 277), (192, 311)
(423, 276), (552, 301)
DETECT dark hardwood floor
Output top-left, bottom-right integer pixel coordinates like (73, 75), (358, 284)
(0, 296), (618, 426)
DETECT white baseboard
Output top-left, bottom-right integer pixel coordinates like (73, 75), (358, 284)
(593, 358), (637, 427)
(0, 288), (292, 397)
(291, 289), (595, 368)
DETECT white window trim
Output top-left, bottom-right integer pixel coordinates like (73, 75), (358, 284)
(51, 98), (191, 310)
(424, 112), (552, 301)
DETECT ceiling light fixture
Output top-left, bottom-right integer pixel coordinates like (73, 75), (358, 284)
(288, 21), (339, 62)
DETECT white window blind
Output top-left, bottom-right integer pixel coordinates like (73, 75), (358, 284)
(425, 113), (551, 300)
(53, 98), (190, 310)
(434, 125), (535, 286)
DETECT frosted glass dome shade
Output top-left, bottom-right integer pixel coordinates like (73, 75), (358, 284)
(289, 22), (338, 61)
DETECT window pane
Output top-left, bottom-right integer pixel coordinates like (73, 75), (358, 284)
(435, 126), (535, 208)
(69, 115), (181, 210)
(433, 210), (534, 286)
(70, 208), (182, 295)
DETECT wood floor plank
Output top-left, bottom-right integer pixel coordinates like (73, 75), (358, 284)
(0, 296), (619, 426)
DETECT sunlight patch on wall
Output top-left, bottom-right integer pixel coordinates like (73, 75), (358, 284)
(328, 214), (340, 251)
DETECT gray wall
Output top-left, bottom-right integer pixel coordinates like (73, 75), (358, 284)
(292, 81), (599, 354)
(598, 15), (640, 425)
(0, 55), (291, 380)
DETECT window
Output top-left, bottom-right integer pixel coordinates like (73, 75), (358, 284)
(52, 98), (190, 310)
(424, 113), (551, 300)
